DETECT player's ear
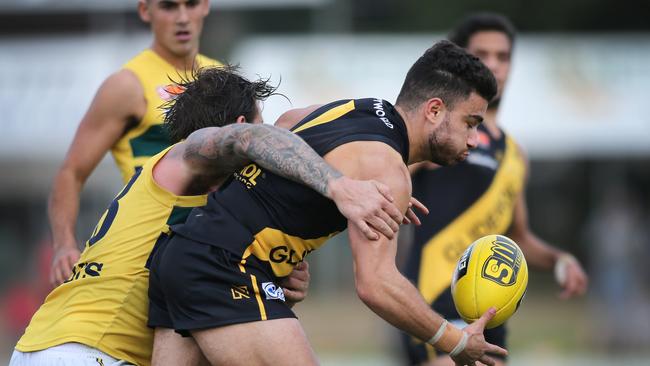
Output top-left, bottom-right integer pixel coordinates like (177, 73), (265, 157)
(138, 0), (151, 23)
(235, 115), (247, 124)
(424, 97), (445, 126)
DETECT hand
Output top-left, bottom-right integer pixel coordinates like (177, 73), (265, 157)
(402, 197), (429, 226)
(328, 176), (403, 240)
(50, 245), (81, 286)
(451, 308), (508, 366)
(554, 254), (588, 299)
(281, 261), (311, 308)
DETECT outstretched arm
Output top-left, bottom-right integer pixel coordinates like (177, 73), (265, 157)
(182, 124), (404, 239)
(322, 141), (506, 365)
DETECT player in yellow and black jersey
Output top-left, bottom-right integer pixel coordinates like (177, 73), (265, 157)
(401, 14), (589, 366)
(148, 41), (511, 366)
(12, 67), (405, 366)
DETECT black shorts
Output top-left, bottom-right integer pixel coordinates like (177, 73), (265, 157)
(147, 233), (296, 336)
(400, 287), (507, 365)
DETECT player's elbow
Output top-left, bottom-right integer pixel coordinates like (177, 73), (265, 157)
(354, 266), (390, 309)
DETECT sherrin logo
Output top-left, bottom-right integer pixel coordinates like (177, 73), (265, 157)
(481, 236), (522, 286)
(262, 282), (286, 301)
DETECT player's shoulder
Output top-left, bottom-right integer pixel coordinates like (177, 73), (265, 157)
(96, 69), (144, 103)
(196, 53), (222, 67)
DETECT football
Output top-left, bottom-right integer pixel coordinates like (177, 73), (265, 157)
(451, 235), (528, 329)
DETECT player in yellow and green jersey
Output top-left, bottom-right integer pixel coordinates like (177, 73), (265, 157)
(13, 66), (406, 366)
(48, 0), (221, 286)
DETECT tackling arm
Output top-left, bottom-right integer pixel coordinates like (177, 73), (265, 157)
(180, 124), (404, 239)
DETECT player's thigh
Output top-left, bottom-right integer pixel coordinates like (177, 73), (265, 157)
(152, 327), (209, 366)
(191, 318), (318, 366)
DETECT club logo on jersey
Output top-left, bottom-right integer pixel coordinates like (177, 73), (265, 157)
(261, 282), (286, 301)
(235, 163), (264, 189)
(481, 236), (522, 286)
(231, 285), (251, 300)
(372, 98), (394, 129)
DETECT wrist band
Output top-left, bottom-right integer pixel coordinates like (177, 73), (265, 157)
(448, 332), (469, 357)
(426, 320), (448, 345)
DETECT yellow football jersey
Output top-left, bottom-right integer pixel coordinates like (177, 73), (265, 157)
(17, 146), (207, 366)
(112, 49), (220, 183)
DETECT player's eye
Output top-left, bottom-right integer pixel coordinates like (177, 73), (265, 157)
(159, 1), (177, 10)
(186, 0), (200, 7)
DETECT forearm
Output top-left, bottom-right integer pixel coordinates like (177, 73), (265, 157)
(509, 230), (561, 271)
(48, 169), (83, 249)
(237, 124), (340, 198)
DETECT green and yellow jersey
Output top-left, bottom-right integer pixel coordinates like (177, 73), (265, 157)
(16, 146), (207, 366)
(113, 49), (220, 183)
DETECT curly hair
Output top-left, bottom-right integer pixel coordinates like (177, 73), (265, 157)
(395, 40), (497, 110)
(163, 65), (279, 143)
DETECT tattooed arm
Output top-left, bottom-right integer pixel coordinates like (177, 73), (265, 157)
(181, 124), (404, 240)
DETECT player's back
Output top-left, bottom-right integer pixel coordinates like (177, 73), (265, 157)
(16, 146), (207, 366)
(172, 98), (410, 278)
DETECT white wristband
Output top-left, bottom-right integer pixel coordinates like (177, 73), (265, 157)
(554, 254), (575, 285)
(426, 320), (448, 345)
(448, 331), (469, 357)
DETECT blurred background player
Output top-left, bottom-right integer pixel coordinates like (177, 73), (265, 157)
(400, 13), (589, 366)
(48, 0), (219, 286)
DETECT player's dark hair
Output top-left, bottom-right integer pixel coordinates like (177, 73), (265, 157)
(163, 65), (278, 143)
(448, 12), (516, 49)
(395, 40), (497, 110)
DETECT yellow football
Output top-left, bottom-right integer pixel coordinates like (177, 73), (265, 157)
(451, 235), (528, 329)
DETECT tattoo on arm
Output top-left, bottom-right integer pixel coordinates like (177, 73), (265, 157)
(183, 124), (341, 197)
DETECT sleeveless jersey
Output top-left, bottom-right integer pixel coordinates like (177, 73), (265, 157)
(172, 98), (410, 279)
(16, 147), (207, 366)
(404, 125), (526, 303)
(113, 49), (220, 183)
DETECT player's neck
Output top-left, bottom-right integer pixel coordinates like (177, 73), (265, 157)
(150, 44), (199, 71)
(482, 107), (501, 138)
(395, 105), (428, 165)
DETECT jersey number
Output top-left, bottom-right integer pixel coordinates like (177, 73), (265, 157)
(88, 169), (142, 246)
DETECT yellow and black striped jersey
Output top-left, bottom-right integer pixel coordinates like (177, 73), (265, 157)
(404, 125), (526, 304)
(113, 50), (220, 183)
(16, 146), (207, 366)
(172, 98), (410, 278)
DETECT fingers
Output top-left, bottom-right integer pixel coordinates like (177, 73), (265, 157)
(472, 307), (496, 330)
(382, 202), (404, 227)
(282, 288), (306, 303)
(409, 197), (429, 215)
(355, 220), (380, 241)
(366, 216), (395, 240)
(479, 354), (496, 366)
(405, 207), (421, 226)
(373, 181), (394, 202)
(485, 343), (508, 357)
